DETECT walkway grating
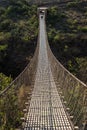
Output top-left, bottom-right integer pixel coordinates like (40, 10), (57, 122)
(24, 13), (74, 130)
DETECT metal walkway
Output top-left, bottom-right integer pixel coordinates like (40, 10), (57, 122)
(24, 14), (73, 130)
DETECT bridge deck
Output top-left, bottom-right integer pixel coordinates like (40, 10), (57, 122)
(24, 14), (73, 130)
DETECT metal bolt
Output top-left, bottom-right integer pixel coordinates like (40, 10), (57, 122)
(59, 91), (62, 94)
(61, 96), (64, 99)
(23, 109), (27, 112)
(66, 108), (70, 111)
(25, 102), (29, 105)
(20, 117), (25, 121)
(70, 116), (73, 119)
(64, 101), (67, 104)
(74, 126), (79, 130)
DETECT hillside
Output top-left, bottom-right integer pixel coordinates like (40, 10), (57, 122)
(47, 0), (87, 84)
(0, 0), (38, 91)
(0, 0), (38, 78)
(0, 0), (38, 129)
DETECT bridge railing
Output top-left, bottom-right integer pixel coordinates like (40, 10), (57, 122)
(0, 31), (39, 129)
(47, 37), (87, 129)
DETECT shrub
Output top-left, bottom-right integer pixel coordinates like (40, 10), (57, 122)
(0, 73), (12, 91)
(67, 2), (79, 8)
(78, 26), (87, 32)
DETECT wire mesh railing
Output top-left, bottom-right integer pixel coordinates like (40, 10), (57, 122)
(0, 31), (39, 129)
(47, 36), (87, 130)
(0, 9), (87, 130)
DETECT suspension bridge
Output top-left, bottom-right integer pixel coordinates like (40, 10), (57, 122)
(0, 7), (87, 130)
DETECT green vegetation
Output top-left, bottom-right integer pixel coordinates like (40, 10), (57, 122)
(78, 26), (87, 33)
(0, 73), (23, 130)
(47, 1), (87, 84)
(66, 1), (80, 8)
(0, 73), (12, 92)
(0, 92), (23, 130)
(0, 0), (38, 129)
(0, 44), (8, 51)
(0, 0), (38, 78)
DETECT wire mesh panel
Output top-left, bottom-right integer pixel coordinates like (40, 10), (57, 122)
(23, 12), (74, 130)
